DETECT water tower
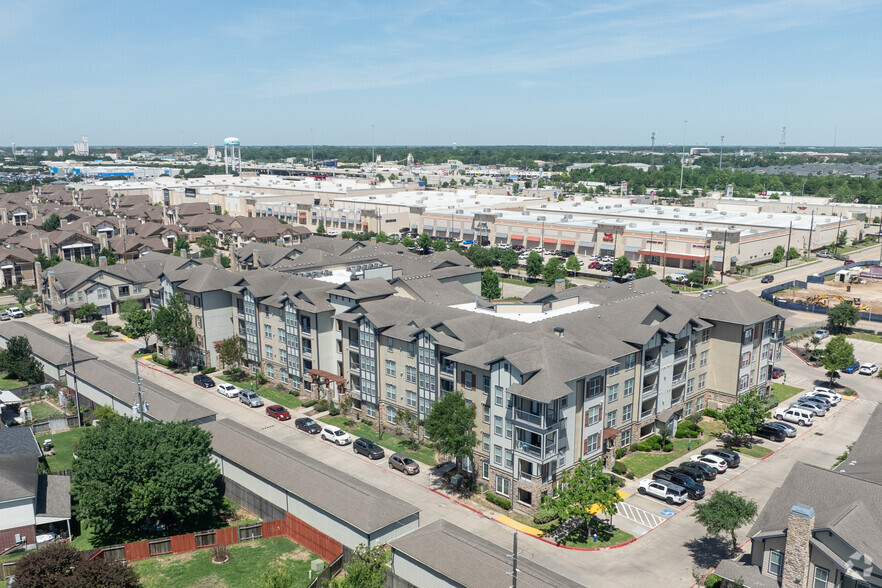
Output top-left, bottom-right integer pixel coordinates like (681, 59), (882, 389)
(223, 137), (241, 174)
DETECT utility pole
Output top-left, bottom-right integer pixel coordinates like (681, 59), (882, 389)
(679, 120), (688, 191)
(68, 334), (82, 427)
(806, 210), (815, 260)
(785, 221), (793, 267)
(719, 136), (724, 170)
(720, 231), (728, 284)
(506, 532), (520, 588)
(650, 132), (656, 171)
(134, 358), (144, 422)
(310, 127), (314, 166)
(877, 215), (882, 265)
(833, 215), (843, 257)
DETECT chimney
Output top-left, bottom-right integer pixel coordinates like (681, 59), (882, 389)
(98, 256), (107, 267)
(252, 248), (260, 269)
(174, 206), (180, 224)
(31, 205), (38, 219)
(82, 221), (92, 235)
(162, 203), (169, 224)
(120, 218), (127, 234)
(782, 503), (815, 588)
(60, 218), (68, 227)
(99, 232), (108, 250)
(554, 327), (564, 338)
(33, 260), (41, 287)
(213, 252), (223, 267)
(47, 270), (57, 303)
(232, 251), (240, 272)
(39, 237), (50, 258)
(0, 208), (7, 224)
(554, 278), (566, 292)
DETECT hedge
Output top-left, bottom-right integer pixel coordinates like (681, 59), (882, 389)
(485, 491), (511, 510)
(151, 352), (177, 369)
(704, 407), (723, 420)
(636, 434), (674, 452)
(533, 508), (557, 525)
(302, 399), (316, 408)
(675, 421), (701, 438)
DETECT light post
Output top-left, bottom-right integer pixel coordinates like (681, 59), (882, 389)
(719, 136), (724, 170)
(679, 121), (688, 191)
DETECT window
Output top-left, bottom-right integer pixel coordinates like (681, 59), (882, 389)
(743, 328), (753, 345)
(280, 368), (288, 383)
(494, 445), (503, 465)
(586, 376), (603, 399)
(406, 365), (416, 383)
(406, 390), (417, 408)
(278, 328), (286, 344)
(463, 371), (473, 389)
(406, 342), (415, 358)
(625, 353), (636, 369)
(279, 349), (287, 364)
(505, 421), (512, 439)
(584, 433), (599, 454)
(494, 416), (503, 436)
(387, 337), (394, 352)
(494, 386), (503, 406)
(608, 383), (619, 403)
(264, 344), (273, 359)
(685, 401), (693, 415)
(483, 404), (490, 423)
(133, 284), (142, 294)
(301, 337), (312, 355)
(385, 360), (396, 377)
(483, 376), (491, 395)
(689, 354), (696, 370)
(608, 362), (620, 376)
(586, 405), (600, 426)
(607, 409), (617, 428)
(482, 433), (490, 452)
(622, 405), (632, 423)
(300, 316), (311, 334)
(495, 476), (510, 496)
(768, 551), (783, 577)
(761, 343), (770, 359)
(195, 316), (202, 329)
(698, 373), (707, 390)
(97, 288), (108, 300)
(812, 567), (829, 588)
(621, 429), (631, 447)
(263, 364), (273, 378)
(696, 397), (704, 411)
(624, 378), (634, 397)
(701, 329), (710, 343)
(687, 378), (694, 394)
(364, 402), (377, 418)
(386, 406), (397, 423)
(482, 461), (489, 479)
(738, 374), (749, 391)
(741, 352), (751, 368)
(118, 285), (130, 297)
(700, 350), (708, 367)
(504, 449), (513, 468)
(264, 324), (272, 339)
(385, 384), (397, 401)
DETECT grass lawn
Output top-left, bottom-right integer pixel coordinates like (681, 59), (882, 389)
(323, 416), (437, 466)
(69, 523), (97, 550)
(0, 372), (28, 389)
(29, 401), (62, 422)
(215, 375), (301, 410)
(87, 332), (122, 341)
(619, 421), (722, 479)
(769, 383), (803, 405)
(845, 331), (882, 344)
(36, 426), (89, 472)
(131, 537), (315, 588)
(734, 445), (774, 459)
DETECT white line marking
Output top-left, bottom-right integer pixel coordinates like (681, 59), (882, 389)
(618, 501), (666, 529)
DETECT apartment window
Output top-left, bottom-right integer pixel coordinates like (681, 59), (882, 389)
(195, 316), (202, 329)
(503, 362), (510, 373)
(624, 378), (634, 397)
(584, 433), (599, 454)
(738, 374), (749, 391)
(495, 476), (510, 497)
(607, 383), (619, 403)
(606, 409), (617, 428)
(482, 461), (489, 479)
(494, 445), (503, 465)
(767, 551), (783, 577)
(700, 350), (708, 367)
(743, 328), (753, 345)
(702, 329), (710, 343)
(278, 328), (286, 344)
(625, 353), (636, 369)
(685, 401), (693, 416)
(687, 378), (694, 394)
(264, 324), (272, 339)
(264, 344), (273, 359)
(504, 450), (513, 469)
(97, 288), (108, 300)
(494, 386), (503, 406)
(385, 360), (396, 377)
(482, 433), (490, 452)
(133, 284), (142, 294)
(698, 373), (707, 390)
(483, 376), (491, 395)
(463, 371), (473, 389)
(689, 354), (696, 370)
(505, 421), (512, 439)
(812, 567), (829, 588)
(586, 376), (603, 399)
(364, 402), (377, 418)
(385, 384), (397, 401)
(621, 429), (631, 447)
(482, 404), (490, 423)
(696, 397), (704, 411)
(761, 343), (770, 359)
(494, 416), (503, 436)
(279, 349), (287, 364)
(586, 405), (600, 426)
(386, 406), (397, 423)
(301, 337), (311, 356)
(407, 342), (415, 358)
(406, 365), (416, 383)
(741, 352), (751, 368)
(193, 296), (201, 308)
(118, 285), (130, 297)
(608, 362), (620, 376)
(406, 390), (417, 408)
(300, 316), (311, 334)
(387, 337), (394, 352)
(622, 404), (632, 423)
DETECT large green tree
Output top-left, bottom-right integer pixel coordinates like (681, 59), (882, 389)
(692, 490), (758, 553)
(327, 544), (387, 588)
(41, 213), (61, 232)
(542, 257), (567, 286)
(721, 389), (767, 447)
(525, 251), (544, 278)
(11, 285), (33, 308)
(432, 238), (447, 252)
(154, 292), (196, 366)
(771, 245), (785, 263)
(72, 418), (223, 544)
(216, 336), (245, 369)
(634, 262), (656, 279)
(416, 232), (432, 252)
(565, 254), (581, 275)
(686, 263), (715, 286)
(120, 298), (154, 350)
(76, 302), (103, 322)
(315, 219), (326, 235)
(612, 255), (631, 277)
(0, 335), (44, 385)
(821, 335), (855, 387)
(481, 268), (501, 299)
(827, 301), (859, 333)
(541, 460), (623, 534)
(498, 249), (519, 272)
(423, 390), (477, 471)
(466, 246), (493, 268)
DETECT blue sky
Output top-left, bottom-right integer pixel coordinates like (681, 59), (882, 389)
(2, 1), (881, 147)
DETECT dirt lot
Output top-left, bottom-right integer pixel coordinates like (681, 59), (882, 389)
(782, 277), (882, 313)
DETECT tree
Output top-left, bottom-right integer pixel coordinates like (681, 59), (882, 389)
(448, 240), (462, 253)
(174, 236), (189, 252)
(542, 257), (567, 287)
(416, 232), (432, 252)
(76, 302), (103, 322)
(120, 299), (154, 350)
(153, 292), (196, 366)
(199, 245), (216, 258)
(771, 245), (785, 263)
(822, 335), (855, 386)
(423, 390), (477, 470)
(687, 263), (715, 286)
(327, 544), (387, 588)
(432, 238), (447, 252)
(481, 268), (501, 299)
(14, 542), (140, 587)
(692, 490), (758, 553)
(216, 336), (245, 369)
(657, 423), (673, 447)
(36, 252), (63, 269)
(375, 231), (388, 243)
(197, 234), (217, 250)
(11, 285), (33, 308)
(541, 460), (623, 534)
(787, 247), (800, 260)
(0, 335), (44, 385)
(525, 251), (544, 278)
(498, 249), (519, 272)
(316, 219), (326, 235)
(837, 230), (848, 246)
(221, 254), (231, 268)
(612, 255), (631, 277)
(827, 301), (859, 333)
(467, 246), (493, 269)
(565, 254), (581, 275)
(40, 213), (61, 232)
(721, 389), (767, 446)
(260, 562), (301, 588)
(98, 247), (117, 265)
(401, 236), (415, 248)
(634, 262), (656, 279)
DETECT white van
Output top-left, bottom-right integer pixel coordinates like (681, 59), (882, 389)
(774, 407), (814, 426)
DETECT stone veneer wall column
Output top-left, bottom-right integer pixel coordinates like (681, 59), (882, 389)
(781, 503), (815, 588)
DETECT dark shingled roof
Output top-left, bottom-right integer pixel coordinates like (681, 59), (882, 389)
(0, 427), (42, 456)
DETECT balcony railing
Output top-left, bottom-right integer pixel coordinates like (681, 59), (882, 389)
(640, 409), (654, 420)
(513, 408), (543, 427)
(642, 383), (655, 394)
(440, 361), (455, 376)
(644, 358), (659, 370)
(674, 348), (688, 360)
(672, 372), (686, 385)
(514, 440), (558, 461)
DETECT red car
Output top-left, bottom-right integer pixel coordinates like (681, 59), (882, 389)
(588, 261), (601, 269)
(265, 405), (291, 421)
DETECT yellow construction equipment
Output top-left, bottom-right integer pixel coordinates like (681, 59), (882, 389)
(851, 298), (869, 311)
(806, 294), (830, 307)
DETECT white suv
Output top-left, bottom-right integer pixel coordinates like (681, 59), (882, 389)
(321, 425), (351, 445)
(775, 407), (813, 426)
(217, 383), (239, 398)
(7, 307), (24, 319)
(638, 479), (688, 505)
(809, 387), (841, 405)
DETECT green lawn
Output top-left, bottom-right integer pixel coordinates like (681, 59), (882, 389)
(323, 416), (437, 466)
(619, 421), (722, 479)
(36, 426), (89, 472)
(734, 445), (774, 459)
(131, 537), (315, 588)
(29, 401), (62, 422)
(69, 523), (97, 550)
(845, 331), (882, 344)
(87, 331), (122, 341)
(216, 375), (301, 409)
(769, 383), (803, 405)
(0, 372), (28, 389)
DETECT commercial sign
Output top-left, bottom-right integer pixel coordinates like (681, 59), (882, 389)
(621, 181), (628, 195)
(726, 184), (734, 198)
(603, 233), (614, 242)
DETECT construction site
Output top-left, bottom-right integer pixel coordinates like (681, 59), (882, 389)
(781, 266), (882, 314)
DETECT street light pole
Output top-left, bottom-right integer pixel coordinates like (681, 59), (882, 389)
(679, 120), (688, 191)
(785, 221), (793, 268)
(719, 136), (724, 170)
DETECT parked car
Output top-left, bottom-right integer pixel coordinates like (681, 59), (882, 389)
(663, 466), (705, 485)
(388, 453), (420, 475)
(760, 275), (774, 284)
(817, 251), (834, 258)
(690, 454), (728, 472)
(353, 437), (385, 459)
(193, 374), (215, 388)
(7, 307), (24, 319)
(0, 311), (10, 321)
(321, 425), (351, 445)
(700, 448), (740, 468)
(775, 407), (813, 426)
(754, 423), (786, 442)
(637, 479), (688, 505)
(813, 329), (830, 340)
(678, 460), (717, 481)
(842, 360), (862, 374)
(809, 387), (841, 405)
(265, 405), (291, 421)
(238, 390), (263, 407)
(791, 400), (826, 416)
(651, 470), (704, 500)
(294, 417), (322, 434)
(859, 362), (878, 375)
(800, 394), (829, 409)
(771, 366), (785, 379)
(217, 383), (240, 398)
(767, 421), (797, 437)
(843, 259), (855, 265)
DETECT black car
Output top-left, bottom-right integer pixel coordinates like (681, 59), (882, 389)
(754, 423), (786, 442)
(652, 470), (705, 500)
(294, 417), (321, 434)
(664, 466), (704, 485)
(678, 461), (717, 481)
(193, 374), (215, 388)
(701, 448), (740, 468)
(760, 275), (774, 284)
(353, 438), (385, 460)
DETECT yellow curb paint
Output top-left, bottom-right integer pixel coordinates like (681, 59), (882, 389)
(494, 515), (544, 537)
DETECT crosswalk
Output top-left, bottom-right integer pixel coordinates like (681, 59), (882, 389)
(616, 502), (666, 529)
(857, 398), (878, 406)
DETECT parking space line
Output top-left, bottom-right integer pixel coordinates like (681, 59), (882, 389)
(617, 502), (666, 529)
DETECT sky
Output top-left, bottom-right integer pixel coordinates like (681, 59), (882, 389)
(2, 0), (881, 147)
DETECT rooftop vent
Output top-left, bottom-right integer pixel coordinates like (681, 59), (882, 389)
(553, 327), (564, 338)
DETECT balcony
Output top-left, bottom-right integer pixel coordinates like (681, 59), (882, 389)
(514, 440), (558, 462)
(644, 358), (659, 372)
(640, 408), (654, 421)
(511, 408), (564, 430)
(440, 361), (455, 376)
(674, 348), (689, 362)
(642, 383), (657, 400)
(672, 372), (686, 386)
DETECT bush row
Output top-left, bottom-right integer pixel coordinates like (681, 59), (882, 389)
(151, 352), (177, 369)
(532, 508), (557, 525)
(485, 491), (511, 510)
(675, 420), (701, 438)
(635, 434), (673, 452)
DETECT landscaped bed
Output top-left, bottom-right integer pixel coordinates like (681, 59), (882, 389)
(322, 416), (437, 466)
(28, 401), (63, 422)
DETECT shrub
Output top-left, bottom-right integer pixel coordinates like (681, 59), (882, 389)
(274, 382), (288, 392)
(328, 403), (340, 416)
(686, 412), (703, 425)
(361, 419), (373, 427)
(614, 447), (627, 459)
(485, 491), (511, 510)
(704, 408), (723, 420)
(291, 389), (300, 397)
(302, 399), (316, 408)
(629, 443), (639, 453)
(705, 574), (722, 588)
(255, 373), (269, 386)
(314, 399), (330, 412)
(612, 461), (629, 476)
(150, 352), (177, 369)
(675, 422), (701, 438)
(533, 508), (557, 525)
(342, 419), (356, 428)
(200, 366), (216, 374)
(92, 320), (112, 335)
